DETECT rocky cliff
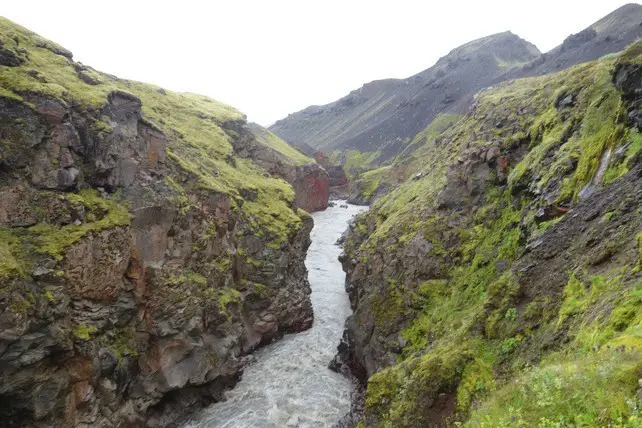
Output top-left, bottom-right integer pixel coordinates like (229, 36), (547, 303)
(0, 17), (316, 427)
(335, 40), (642, 426)
(248, 123), (330, 212)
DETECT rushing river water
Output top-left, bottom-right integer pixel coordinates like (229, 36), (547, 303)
(185, 202), (368, 428)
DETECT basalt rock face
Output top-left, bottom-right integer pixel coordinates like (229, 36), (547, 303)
(0, 18), (314, 427)
(313, 152), (348, 188)
(247, 123), (330, 212)
(313, 152), (349, 200)
(335, 41), (642, 427)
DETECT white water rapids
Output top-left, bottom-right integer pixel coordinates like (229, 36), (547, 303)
(185, 202), (367, 428)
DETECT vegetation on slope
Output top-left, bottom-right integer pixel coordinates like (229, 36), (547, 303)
(344, 41), (642, 427)
(0, 17), (318, 426)
(249, 123), (315, 166)
(346, 113), (463, 204)
(270, 31), (541, 161)
(0, 16), (305, 251)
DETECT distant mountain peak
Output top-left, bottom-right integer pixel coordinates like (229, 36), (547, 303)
(270, 4), (642, 164)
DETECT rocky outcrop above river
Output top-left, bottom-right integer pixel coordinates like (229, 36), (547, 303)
(248, 123), (330, 212)
(335, 40), (642, 426)
(0, 17), (314, 427)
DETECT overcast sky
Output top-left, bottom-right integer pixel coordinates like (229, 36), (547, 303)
(2, 1), (635, 125)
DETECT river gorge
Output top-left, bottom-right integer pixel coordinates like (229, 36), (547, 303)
(185, 203), (367, 428)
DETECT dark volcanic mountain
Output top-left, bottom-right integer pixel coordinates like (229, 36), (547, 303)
(515, 2), (642, 78)
(270, 3), (642, 164)
(270, 32), (540, 161)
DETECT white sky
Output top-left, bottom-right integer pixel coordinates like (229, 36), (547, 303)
(2, 1), (635, 125)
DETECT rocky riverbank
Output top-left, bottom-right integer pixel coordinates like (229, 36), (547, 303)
(333, 40), (642, 426)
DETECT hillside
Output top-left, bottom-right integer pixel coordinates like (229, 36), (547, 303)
(270, 32), (540, 163)
(247, 123), (330, 212)
(515, 2), (642, 78)
(270, 3), (642, 173)
(334, 39), (642, 427)
(0, 17), (322, 426)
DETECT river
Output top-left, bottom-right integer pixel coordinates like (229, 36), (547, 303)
(185, 202), (368, 428)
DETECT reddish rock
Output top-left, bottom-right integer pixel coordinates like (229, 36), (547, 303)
(66, 357), (93, 382)
(292, 164), (330, 212)
(63, 227), (132, 300)
(314, 152), (348, 187)
(73, 381), (94, 406)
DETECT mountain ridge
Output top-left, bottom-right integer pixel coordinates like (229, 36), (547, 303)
(270, 3), (642, 169)
(271, 31), (539, 163)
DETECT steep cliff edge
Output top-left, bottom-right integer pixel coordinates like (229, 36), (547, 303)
(336, 41), (642, 426)
(248, 123), (330, 212)
(0, 17), (315, 427)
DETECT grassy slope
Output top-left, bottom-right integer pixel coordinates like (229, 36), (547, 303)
(248, 123), (314, 166)
(347, 42), (642, 427)
(347, 113), (463, 202)
(0, 16), (304, 254)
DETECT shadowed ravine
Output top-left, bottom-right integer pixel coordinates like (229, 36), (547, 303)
(185, 202), (368, 428)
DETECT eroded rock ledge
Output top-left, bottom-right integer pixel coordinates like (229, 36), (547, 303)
(0, 90), (314, 427)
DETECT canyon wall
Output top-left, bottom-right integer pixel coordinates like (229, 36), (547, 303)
(0, 17), (317, 427)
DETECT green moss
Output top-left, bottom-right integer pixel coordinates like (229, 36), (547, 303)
(604, 130), (642, 185)
(213, 254), (233, 273)
(345, 39), (642, 428)
(365, 342), (472, 427)
(340, 149), (382, 178)
(28, 189), (131, 262)
(0, 16), (304, 245)
(204, 287), (242, 318)
(369, 279), (415, 329)
(466, 350), (642, 427)
(361, 174), (380, 198)
(186, 271), (207, 286)
(267, 240), (282, 250)
(0, 228), (28, 280)
(166, 269), (208, 287)
(0, 19), (110, 109)
(504, 307), (517, 322)
(456, 344), (497, 412)
(503, 58), (626, 203)
(43, 289), (55, 303)
(218, 288), (241, 313)
(245, 256), (263, 268)
(165, 176), (192, 215)
(500, 336), (522, 355)
(397, 189), (523, 354)
(571, 277), (642, 351)
(557, 272), (614, 328)
(407, 113), (462, 147)
(105, 327), (138, 366)
(253, 282), (269, 297)
(10, 297), (31, 315)
(250, 124), (313, 166)
(616, 39), (642, 66)
(73, 324), (97, 341)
